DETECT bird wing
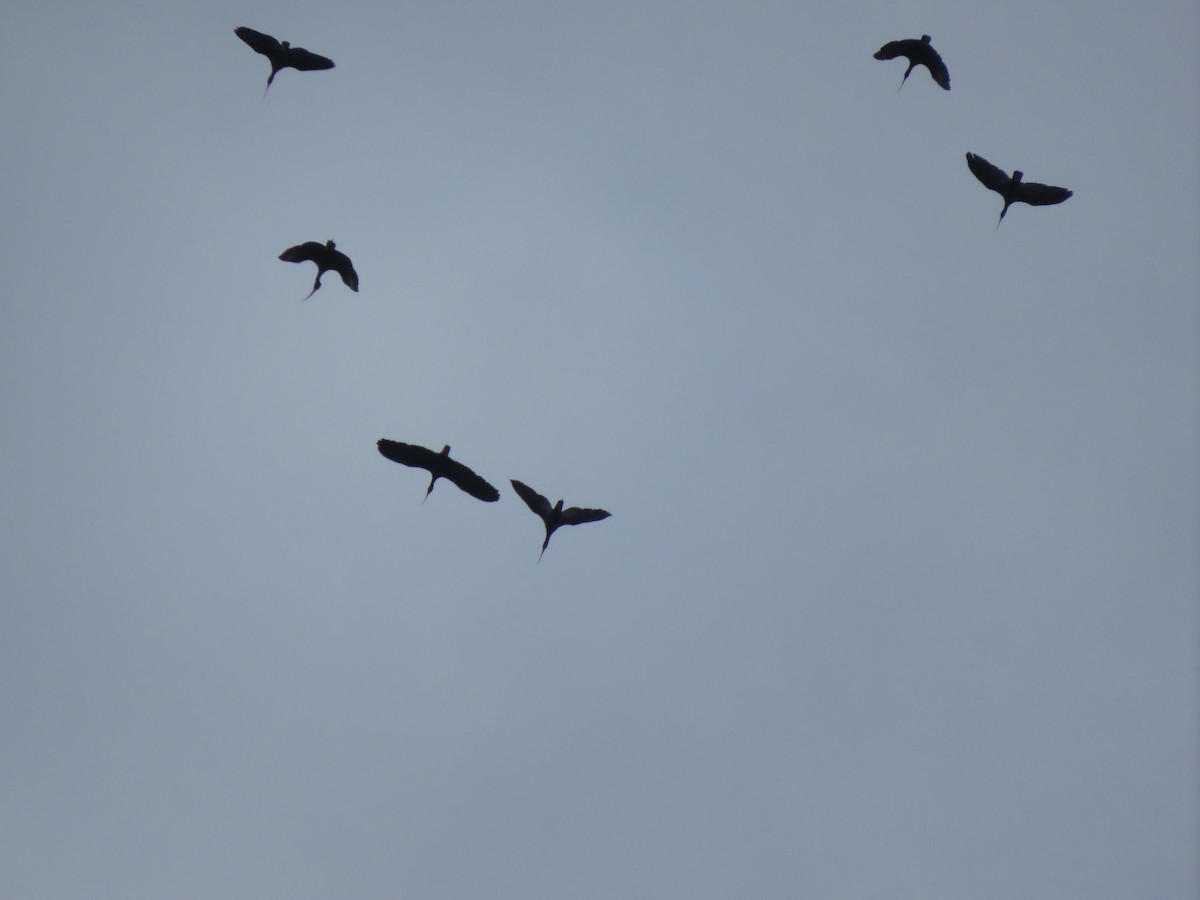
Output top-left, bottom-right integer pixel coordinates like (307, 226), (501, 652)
(561, 507), (611, 526)
(510, 480), (553, 519)
(284, 47), (335, 71)
(235, 27), (281, 56)
(377, 439), (442, 471)
(966, 153), (1011, 193)
(873, 38), (920, 61)
(279, 241), (326, 264)
(440, 458), (500, 502)
(919, 45), (950, 89)
(329, 249), (359, 291)
(1016, 181), (1072, 207)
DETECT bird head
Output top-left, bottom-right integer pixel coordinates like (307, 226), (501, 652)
(325, 240), (336, 249)
(280, 41), (291, 49)
(554, 500), (564, 513)
(439, 445), (451, 456)
(921, 34), (932, 43)
(1011, 171), (1024, 183)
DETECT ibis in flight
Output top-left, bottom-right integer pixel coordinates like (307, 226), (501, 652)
(510, 479), (610, 561)
(965, 152), (1073, 227)
(235, 27), (335, 95)
(377, 440), (500, 503)
(278, 240), (359, 300)
(873, 35), (950, 91)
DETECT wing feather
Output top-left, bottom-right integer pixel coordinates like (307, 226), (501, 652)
(279, 241), (325, 264)
(377, 439), (441, 470)
(1017, 182), (1072, 206)
(510, 480), (553, 519)
(235, 27), (281, 56)
(561, 507), (611, 526)
(920, 46), (951, 89)
(329, 250), (359, 291)
(873, 38), (919, 61)
(285, 47), (335, 71)
(441, 459), (500, 502)
(966, 153), (1011, 194)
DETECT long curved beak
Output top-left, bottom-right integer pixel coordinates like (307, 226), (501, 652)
(302, 275), (320, 301)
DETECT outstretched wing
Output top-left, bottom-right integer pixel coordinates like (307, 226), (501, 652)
(284, 46), (335, 71)
(918, 44), (950, 89)
(439, 458), (500, 502)
(235, 27), (281, 57)
(1016, 181), (1072, 207)
(561, 506), (611, 526)
(377, 439), (440, 471)
(328, 249), (359, 291)
(279, 241), (326, 264)
(510, 479), (553, 519)
(873, 38), (921, 61)
(966, 153), (1011, 194)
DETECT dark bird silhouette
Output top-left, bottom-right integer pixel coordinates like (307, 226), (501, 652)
(965, 152), (1073, 227)
(377, 440), (500, 503)
(873, 34), (950, 90)
(235, 27), (334, 95)
(278, 240), (359, 300)
(510, 479), (610, 561)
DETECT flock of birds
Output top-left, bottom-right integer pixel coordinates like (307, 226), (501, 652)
(871, 34), (1073, 227)
(375, 440), (611, 562)
(234, 26), (1072, 559)
(236, 25), (611, 560)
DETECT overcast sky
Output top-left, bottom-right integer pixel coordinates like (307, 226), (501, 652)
(2, 1), (1197, 897)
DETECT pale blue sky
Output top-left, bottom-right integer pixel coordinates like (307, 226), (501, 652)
(2, 1), (1197, 897)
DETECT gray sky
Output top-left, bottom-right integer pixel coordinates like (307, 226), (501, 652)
(2, 1), (1197, 897)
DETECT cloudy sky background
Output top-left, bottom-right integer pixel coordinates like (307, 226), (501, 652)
(2, 0), (1197, 897)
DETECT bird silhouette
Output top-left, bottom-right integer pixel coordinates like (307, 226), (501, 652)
(510, 479), (610, 561)
(965, 153), (1073, 227)
(278, 240), (359, 300)
(235, 27), (334, 95)
(873, 35), (950, 90)
(377, 440), (500, 503)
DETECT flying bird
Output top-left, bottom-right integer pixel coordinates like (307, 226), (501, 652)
(235, 26), (334, 95)
(510, 479), (610, 561)
(965, 152), (1073, 227)
(278, 240), (358, 300)
(377, 440), (500, 503)
(873, 34), (950, 90)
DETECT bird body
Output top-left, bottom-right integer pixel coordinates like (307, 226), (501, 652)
(377, 440), (500, 503)
(235, 27), (334, 95)
(510, 479), (610, 561)
(965, 152), (1072, 226)
(873, 34), (950, 90)
(278, 240), (358, 300)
